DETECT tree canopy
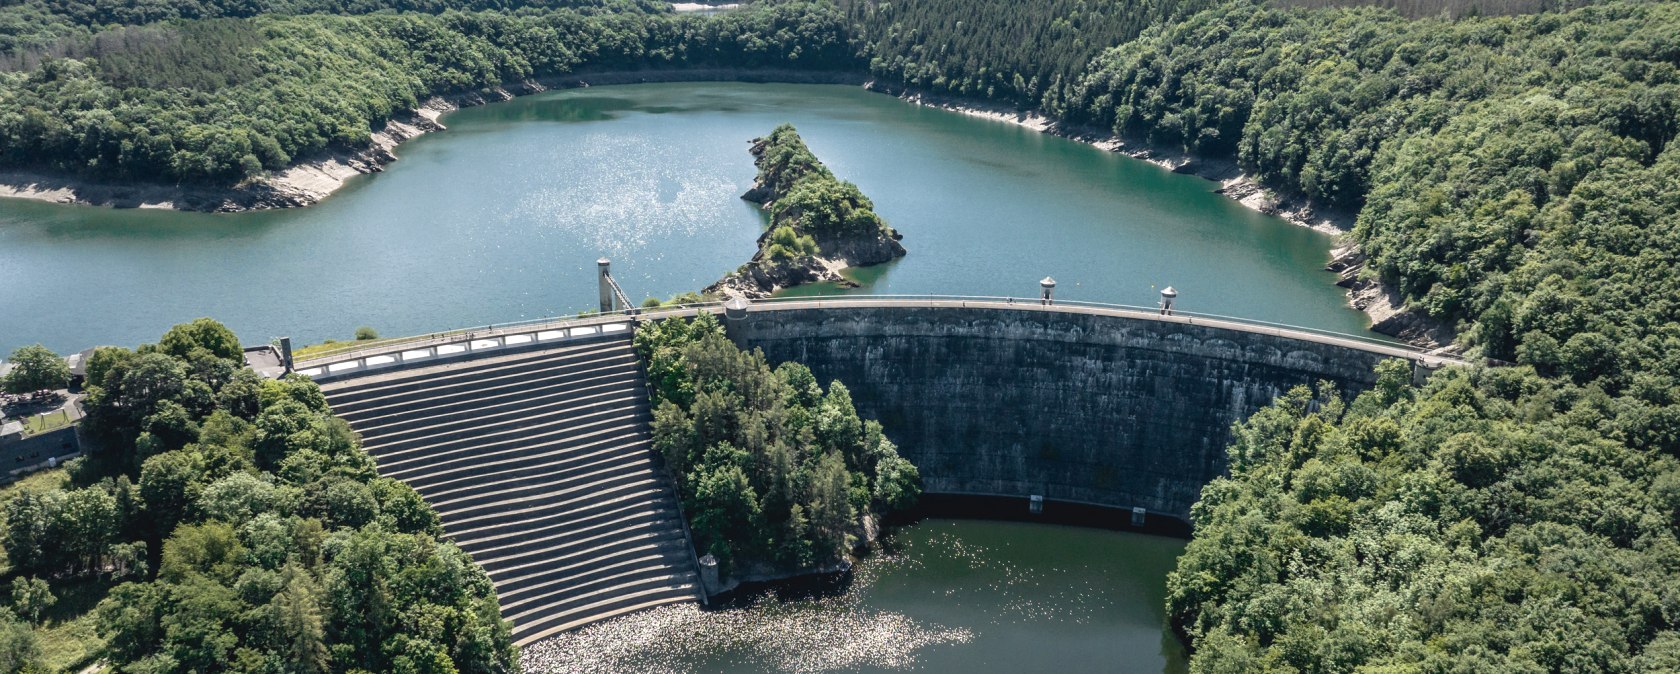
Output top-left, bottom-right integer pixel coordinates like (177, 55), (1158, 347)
(1170, 362), (1680, 671)
(752, 123), (892, 243)
(1, 319), (514, 673)
(635, 313), (920, 576)
(0, 1), (854, 184)
(1049, 1), (1680, 452)
(3, 345), (70, 394)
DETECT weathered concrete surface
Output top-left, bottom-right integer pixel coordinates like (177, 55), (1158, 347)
(726, 305), (1396, 522)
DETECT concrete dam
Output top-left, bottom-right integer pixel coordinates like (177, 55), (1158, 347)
(295, 297), (1447, 639)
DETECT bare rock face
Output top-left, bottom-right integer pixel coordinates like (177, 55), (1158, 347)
(1327, 246), (1455, 348)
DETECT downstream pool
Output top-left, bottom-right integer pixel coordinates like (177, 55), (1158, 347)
(0, 82), (1367, 356)
(521, 519), (1189, 674)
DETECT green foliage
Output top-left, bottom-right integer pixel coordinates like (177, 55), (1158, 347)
(352, 326), (379, 341)
(764, 225), (819, 261)
(0, 2), (854, 184)
(752, 123), (891, 240)
(9, 578), (54, 625)
(635, 314), (920, 575)
(159, 318), (244, 362)
(3, 344), (69, 394)
(1051, 0), (1680, 453)
(81, 346), (131, 391)
(1, 319), (515, 673)
(0, 614), (42, 673)
(841, 0), (1209, 108)
(1170, 364), (1680, 672)
(640, 291), (715, 308)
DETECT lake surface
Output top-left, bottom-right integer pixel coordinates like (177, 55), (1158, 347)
(0, 82), (1368, 356)
(521, 519), (1189, 674)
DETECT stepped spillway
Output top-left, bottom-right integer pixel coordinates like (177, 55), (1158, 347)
(316, 333), (702, 646)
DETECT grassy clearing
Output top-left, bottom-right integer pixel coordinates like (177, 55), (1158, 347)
(21, 409), (73, 436)
(32, 576), (113, 672)
(291, 336), (399, 361)
(0, 467), (69, 505)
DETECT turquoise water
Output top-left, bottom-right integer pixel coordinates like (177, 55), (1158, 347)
(0, 82), (1366, 355)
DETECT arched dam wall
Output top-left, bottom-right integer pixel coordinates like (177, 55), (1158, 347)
(290, 298), (1444, 633)
(723, 304), (1413, 522)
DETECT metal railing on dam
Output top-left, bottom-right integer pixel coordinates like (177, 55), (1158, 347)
(293, 294), (1459, 380)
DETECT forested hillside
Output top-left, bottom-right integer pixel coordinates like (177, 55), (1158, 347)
(1169, 364), (1680, 671)
(0, 0), (666, 54)
(1056, 1), (1680, 432)
(1047, 4), (1680, 668)
(5, 0), (1680, 668)
(1273, 0), (1591, 16)
(0, 1), (850, 183)
(1, 320), (514, 672)
(839, 0), (1210, 107)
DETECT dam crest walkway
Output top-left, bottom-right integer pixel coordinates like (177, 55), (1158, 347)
(295, 295), (1457, 380)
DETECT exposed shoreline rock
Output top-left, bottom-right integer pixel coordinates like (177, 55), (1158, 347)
(0, 69), (862, 213)
(1326, 245), (1456, 349)
(705, 126), (906, 299)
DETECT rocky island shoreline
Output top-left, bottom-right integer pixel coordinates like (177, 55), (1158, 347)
(704, 124), (906, 299)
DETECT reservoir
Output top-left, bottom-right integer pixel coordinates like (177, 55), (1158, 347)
(0, 82), (1363, 672)
(0, 82), (1368, 356)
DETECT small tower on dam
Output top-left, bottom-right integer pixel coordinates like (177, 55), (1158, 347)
(724, 296), (750, 321)
(1040, 276), (1056, 305)
(597, 258), (614, 313)
(1160, 286), (1178, 315)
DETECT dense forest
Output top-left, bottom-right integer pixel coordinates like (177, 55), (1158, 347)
(839, 0), (1211, 107)
(635, 314), (920, 577)
(0, 1), (851, 183)
(0, 0), (668, 54)
(1169, 364), (1680, 671)
(0, 320), (514, 672)
(1075, 7), (1680, 667)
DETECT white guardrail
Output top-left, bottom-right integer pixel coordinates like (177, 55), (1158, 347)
(291, 294), (1460, 380)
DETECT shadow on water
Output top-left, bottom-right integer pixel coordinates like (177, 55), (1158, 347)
(707, 565), (859, 609)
